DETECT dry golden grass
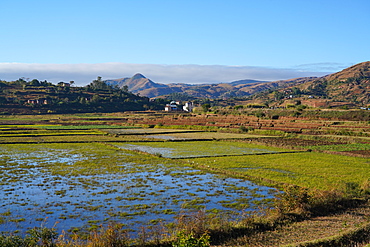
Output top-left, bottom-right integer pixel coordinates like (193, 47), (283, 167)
(215, 201), (370, 246)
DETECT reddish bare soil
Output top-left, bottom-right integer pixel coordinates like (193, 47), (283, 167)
(123, 113), (370, 137)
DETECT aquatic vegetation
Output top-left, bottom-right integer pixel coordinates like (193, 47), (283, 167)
(1, 113), (369, 246)
(114, 141), (288, 158)
(0, 142), (277, 235)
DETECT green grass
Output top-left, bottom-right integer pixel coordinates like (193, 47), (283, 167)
(0, 124), (138, 130)
(193, 152), (370, 191)
(35, 125), (139, 130)
(0, 133), (154, 143)
(305, 143), (370, 152)
(114, 141), (291, 158)
(0, 131), (105, 137)
(140, 131), (271, 140)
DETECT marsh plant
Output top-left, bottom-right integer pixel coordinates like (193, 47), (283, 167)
(0, 142), (277, 236)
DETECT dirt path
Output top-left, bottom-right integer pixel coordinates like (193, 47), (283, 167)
(215, 202), (370, 246)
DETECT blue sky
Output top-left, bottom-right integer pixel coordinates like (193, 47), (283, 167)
(0, 0), (369, 85)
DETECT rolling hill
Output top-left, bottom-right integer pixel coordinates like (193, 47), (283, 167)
(252, 61), (370, 107)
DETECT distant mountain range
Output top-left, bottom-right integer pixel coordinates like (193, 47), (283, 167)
(105, 74), (315, 99)
(106, 61), (370, 107)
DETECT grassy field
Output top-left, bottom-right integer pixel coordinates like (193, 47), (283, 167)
(193, 152), (370, 190)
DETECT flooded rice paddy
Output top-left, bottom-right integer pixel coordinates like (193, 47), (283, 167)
(115, 141), (279, 158)
(0, 142), (278, 235)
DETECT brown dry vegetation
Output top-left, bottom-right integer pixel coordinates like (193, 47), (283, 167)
(218, 201), (370, 247)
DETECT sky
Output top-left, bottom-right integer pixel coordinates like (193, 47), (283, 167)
(0, 0), (369, 85)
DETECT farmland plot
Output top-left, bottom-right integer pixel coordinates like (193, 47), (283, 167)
(0, 142), (278, 235)
(114, 141), (287, 158)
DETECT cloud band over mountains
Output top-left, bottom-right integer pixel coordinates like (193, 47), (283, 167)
(0, 62), (332, 85)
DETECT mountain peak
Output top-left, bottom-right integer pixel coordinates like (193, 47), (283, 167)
(132, 73), (146, 80)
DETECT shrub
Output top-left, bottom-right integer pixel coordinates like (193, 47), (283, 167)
(0, 235), (27, 247)
(87, 224), (130, 247)
(254, 111), (265, 118)
(172, 231), (210, 247)
(275, 185), (311, 217)
(361, 178), (370, 195)
(27, 226), (58, 247)
(239, 126), (248, 133)
(341, 182), (362, 198)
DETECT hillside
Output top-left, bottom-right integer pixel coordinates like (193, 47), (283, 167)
(0, 77), (163, 114)
(250, 61), (370, 108)
(325, 61), (370, 81)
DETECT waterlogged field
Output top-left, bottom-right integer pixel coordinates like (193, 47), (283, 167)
(0, 142), (278, 235)
(105, 128), (269, 140)
(1, 113), (369, 246)
(115, 141), (286, 158)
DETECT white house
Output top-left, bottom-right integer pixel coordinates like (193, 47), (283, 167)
(165, 101), (179, 111)
(165, 101), (194, 112)
(183, 102), (193, 112)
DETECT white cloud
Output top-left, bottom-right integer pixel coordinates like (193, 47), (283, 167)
(0, 62), (331, 86)
(292, 62), (352, 72)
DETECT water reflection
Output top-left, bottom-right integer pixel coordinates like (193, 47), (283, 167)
(0, 144), (277, 235)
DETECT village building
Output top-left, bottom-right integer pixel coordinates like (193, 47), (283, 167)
(164, 101), (194, 112)
(27, 99), (48, 105)
(58, 82), (70, 87)
(164, 101), (179, 111)
(183, 102), (193, 112)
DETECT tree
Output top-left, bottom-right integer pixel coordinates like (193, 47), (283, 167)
(291, 87), (302, 96)
(29, 79), (40, 86)
(87, 77), (113, 91)
(122, 85), (129, 93)
(274, 91), (284, 100)
(91, 94), (101, 103)
(0, 96), (7, 105)
(202, 103), (211, 112)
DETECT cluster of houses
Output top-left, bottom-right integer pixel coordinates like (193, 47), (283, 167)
(26, 99), (48, 105)
(164, 101), (193, 112)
